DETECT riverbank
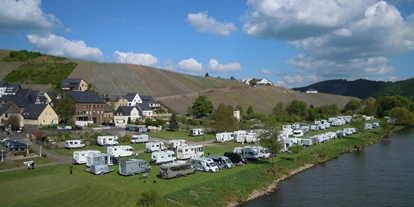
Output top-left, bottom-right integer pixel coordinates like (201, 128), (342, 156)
(223, 127), (399, 207)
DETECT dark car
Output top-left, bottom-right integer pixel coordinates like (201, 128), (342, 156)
(224, 152), (247, 164)
(72, 125), (83, 130)
(108, 123), (115, 127)
(9, 143), (28, 151)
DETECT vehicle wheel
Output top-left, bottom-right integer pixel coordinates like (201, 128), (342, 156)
(193, 170), (196, 174)
(209, 169), (212, 172)
(176, 174), (180, 178)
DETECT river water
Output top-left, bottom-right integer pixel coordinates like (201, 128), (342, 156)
(243, 128), (414, 207)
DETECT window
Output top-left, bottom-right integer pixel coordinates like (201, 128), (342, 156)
(43, 120), (45, 123)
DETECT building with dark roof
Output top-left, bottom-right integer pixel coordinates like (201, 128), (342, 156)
(137, 103), (154, 119)
(0, 104), (24, 128)
(141, 95), (160, 109)
(114, 106), (141, 126)
(21, 104), (58, 126)
(4, 83), (21, 96)
(124, 93), (142, 106)
(61, 78), (88, 91)
(67, 91), (108, 124)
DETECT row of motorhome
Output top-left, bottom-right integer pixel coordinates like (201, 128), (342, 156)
(233, 146), (270, 160)
(215, 130), (262, 143)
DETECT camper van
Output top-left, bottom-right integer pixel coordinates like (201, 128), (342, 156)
(64, 140), (85, 149)
(72, 150), (101, 164)
(150, 150), (176, 165)
(159, 161), (196, 179)
(234, 146), (270, 160)
(300, 138), (313, 147)
(118, 159), (151, 176)
(144, 142), (166, 153)
(130, 134), (150, 144)
(97, 136), (119, 146)
(189, 128), (204, 136)
(86, 153), (117, 167)
(168, 140), (188, 150)
(292, 129), (304, 137)
(107, 145), (135, 157)
(208, 155), (234, 169)
(176, 145), (204, 160)
(215, 132), (234, 143)
(190, 157), (219, 172)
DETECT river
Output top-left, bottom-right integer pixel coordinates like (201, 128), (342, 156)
(243, 128), (414, 207)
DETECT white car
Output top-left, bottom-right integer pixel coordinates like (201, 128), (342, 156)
(0, 138), (10, 143)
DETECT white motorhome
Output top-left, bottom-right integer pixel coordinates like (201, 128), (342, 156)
(310, 125), (319, 131)
(216, 132), (234, 143)
(190, 157), (219, 172)
(365, 123), (373, 131)
(176, 145), (204, 160)
(150, 150), (176, 165)
(107, 145), (135, 157)
(168, 140), (188, 150)
(300, 138), (313, 146)
(87, 153), (116, 167)
(72, 150), (101, 164)
(189, 128), (204, 136)
(234, 146), (270, 160)
(292, 129), (304, 137)
(97, 136), (119, 146)
(64, 140), (85, 149)
(130, 134), (150, 144)
(145, 142), (166, 153)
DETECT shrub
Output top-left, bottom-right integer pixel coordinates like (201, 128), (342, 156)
(120, 135), (132, 142)
(136, 189), (164, 207)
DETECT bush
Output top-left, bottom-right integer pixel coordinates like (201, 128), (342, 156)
(120, 135), (132, 142)
(136, 190), (164, 207)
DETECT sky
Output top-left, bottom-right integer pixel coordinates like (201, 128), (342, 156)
(0, 0), (414, 88)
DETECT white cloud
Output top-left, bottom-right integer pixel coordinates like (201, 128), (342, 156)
(259, 68), (272, 74)
(0, 0), (61, 34)
(164, 58), (174, 70)
(27, 34), (103, 60)
(207, 59), (241, 73)
(64, 28), (72, 33)
(187, 11), (237, 36)
(113, 51), (158, 66)
(177, 58), (203, 73)
(244, 1), (414, 79)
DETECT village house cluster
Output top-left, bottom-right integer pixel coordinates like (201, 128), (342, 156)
(0, 78), (163, 131)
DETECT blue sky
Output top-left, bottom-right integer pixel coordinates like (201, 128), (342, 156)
(0, 0), (414, 88)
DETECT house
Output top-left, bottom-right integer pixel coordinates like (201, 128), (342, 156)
(256, 78), (274, 86)
(141, 96), (160, 109)
(61, 78), (88, 91)
(233, 107), (241, 121)
(107, 96), (129, 112)
(125, 93), (142, 106)
(103, 104), (114, 124)
(67, 91), (106, 124)
(306, 89), (318, 93)
(21, 104), (58, 126)
(114, 106), (141, 126)
(44, 91), (61, 107)
(3, 83), (21, 96)
(0, 104), (24, 128)
(137, 103), (154, 120)
(0, 95), (13, 105)
(241, 78), (252, 85)
(0, 81), (7, 97)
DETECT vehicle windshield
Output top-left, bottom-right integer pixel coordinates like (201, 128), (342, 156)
(260, 149), (268, 154)
(210, 162), (217, 167)
(224, 158), (231, 164)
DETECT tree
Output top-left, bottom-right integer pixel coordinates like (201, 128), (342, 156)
(363, 97), (377, 116)
(307, 107), (320, 121)
(290, 143), (303, 163)
(259, 119), (282, 167)
(379, 118), (392, 137)
(5, 115), (20, 130)
(136, 189), (164, 207)
(230, 76), (236, 80)
(212, 104), (238, 132)
(249, 79), (258, 86)
(272, 101), (284, 116)
(191, 96), (213, 118)
(350, 115), (366, 134)
(205, 73), (209, 77)
(53, 92), (75, 124)
(168, 113), (179, 131)
(343, 100), (361, 113)
(246, 106), (254, 116)
(127, 117), (132, 124)
(389, 107), (414, 126)
(287, 100), (308, 118)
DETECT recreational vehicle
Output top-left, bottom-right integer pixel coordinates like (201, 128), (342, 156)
(189, 128), (204, 136)
(72, 150), (101, 164)
(190, 157), (219, 172)
(224, 152), (247, 164)
(168, 140), (188, 150)
(97, 136), (119, 146)
(130, 134), (150, 144)
(292, 129), (304, 137)
(159, 161), (196, 179)
(208, 155), (234, 169)
(150, 150), (176, 165)
(144, 142), (166, 153)
(176, 145), (204, 160)
(372, 122), (380, 128)
(64, 140), (85, 149)
(216, 132), (234, 143)
(300, 138), (313, 147)
(87, 153), (117, 167)
(107, 145), (135, 157)
(234, 146), (270, 160)
(90, 164), (114, 175)
(310, 125), (319, 131)
(118, 159), (151, 176)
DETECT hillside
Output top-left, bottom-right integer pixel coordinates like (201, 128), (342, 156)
(292, 78), (414, 101)
(0, 49), (359, 114)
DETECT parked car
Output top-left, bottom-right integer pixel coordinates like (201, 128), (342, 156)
(10, 143), (28, 151)
(72, 125), (83, 130)
(0, 138), (10, 143)
(224, 152), (247, 164)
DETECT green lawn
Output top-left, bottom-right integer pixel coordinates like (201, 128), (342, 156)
(0, 157), (52, 170)
(150, 130), (216, 142)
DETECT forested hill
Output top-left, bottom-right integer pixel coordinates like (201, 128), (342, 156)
(292, 78), (414, 101)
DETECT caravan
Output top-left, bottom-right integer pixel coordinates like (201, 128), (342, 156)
(64, 140), (85, 149)
(97, 136), (119, 146)
(72, 150), (101, 164)
(107, 145), (135, 157)
(144, 142), (166, 153)
(130, 134), (150, 144)
(234, 146), (270, 160)
(150, 150), (176, 165)
(176, 145), (204, 160)
(87, 153), (117, 167)
(292, 129), (304, 137)
(190, 157), (219, 172)
(118, 159), (151, 176)
(215, 132), (234, 143)
(159, 161), (196, 179)
(189, 128), (204, 136)
(168, 140), (188, 150)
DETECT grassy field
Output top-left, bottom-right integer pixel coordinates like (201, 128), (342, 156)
(150, 130), (216, 142)
(0, 157), (51, 170)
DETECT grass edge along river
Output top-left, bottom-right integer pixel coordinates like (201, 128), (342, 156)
(0, 127), (394, 207)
